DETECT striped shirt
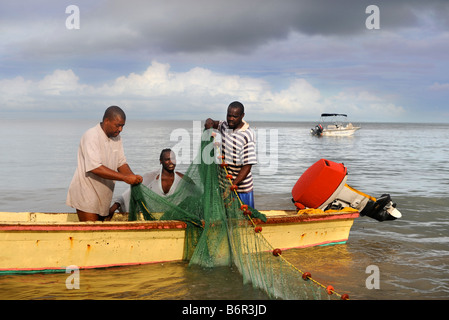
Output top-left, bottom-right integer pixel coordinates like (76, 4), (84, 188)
(219, 120), (257, 193)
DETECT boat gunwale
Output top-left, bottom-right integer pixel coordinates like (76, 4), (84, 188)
(0, 210), (359, 231)
(264, 211), (359, 224)
(0, 220), (188, 231)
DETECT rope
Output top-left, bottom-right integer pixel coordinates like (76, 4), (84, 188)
(213, 132), (350, 300)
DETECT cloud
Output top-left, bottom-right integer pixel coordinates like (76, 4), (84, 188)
(1, 1), (445, 122)
(0, 61), (405, 121)
(3, 0), (449, 60)
(256, 79), (322, 115)
(429, 82), (449, 91)
(80, 0), (449, 54)
(324, 90), (405, 120)
(0, 69), (86, 113)
(101, 62), (267, 99)
(37, 69), (82, 95)
(2, 71), (71, 94)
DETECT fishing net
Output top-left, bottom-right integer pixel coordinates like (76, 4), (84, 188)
(128, 129), (337, 300)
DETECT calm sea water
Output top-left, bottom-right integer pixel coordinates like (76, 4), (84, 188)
(0, 119), (448, 300)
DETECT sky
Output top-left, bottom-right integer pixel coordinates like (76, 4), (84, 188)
(1, 0), (448, 123)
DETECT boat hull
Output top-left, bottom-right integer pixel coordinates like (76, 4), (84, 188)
(321, 127), (360, 136)
(0, 210), (358, 274)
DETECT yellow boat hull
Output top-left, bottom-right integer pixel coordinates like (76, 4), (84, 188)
(0, 210), (358, 274)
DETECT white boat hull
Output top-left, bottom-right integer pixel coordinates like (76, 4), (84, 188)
(321, 127), (360, 136)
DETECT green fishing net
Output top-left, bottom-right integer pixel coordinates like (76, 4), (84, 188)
(128, 129), (335, 300)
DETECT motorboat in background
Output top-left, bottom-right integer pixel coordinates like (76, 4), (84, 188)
(311, 113), (361, 136)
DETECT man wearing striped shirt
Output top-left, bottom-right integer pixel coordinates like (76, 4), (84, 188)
(205, 101), (257, 208)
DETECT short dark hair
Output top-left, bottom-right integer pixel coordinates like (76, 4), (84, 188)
(159, 148), (172, 160)
(228, 101), (244, 114)
(103, 106), (126, 121)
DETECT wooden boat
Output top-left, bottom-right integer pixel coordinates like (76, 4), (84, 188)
(0, 209), (359, 274)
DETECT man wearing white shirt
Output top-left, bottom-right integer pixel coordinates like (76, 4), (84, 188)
(110, 148), (184, 214)
(66, 106), (143, 221)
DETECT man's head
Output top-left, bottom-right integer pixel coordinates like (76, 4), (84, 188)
(159, 148), (176, 173)
(226, 101), (245, 130)
(102, 106), (126, 138)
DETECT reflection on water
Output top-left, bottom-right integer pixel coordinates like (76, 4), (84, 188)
(0, 262), (268, 300)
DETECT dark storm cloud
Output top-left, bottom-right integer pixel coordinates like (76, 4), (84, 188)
(4, 0), (448, 58)
(87, 0), (449, 54)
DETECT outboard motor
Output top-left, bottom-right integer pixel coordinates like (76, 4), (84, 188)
(310, 124), (323, 136)
(359, 194), (400, 222)
(291, 159), (401, 222)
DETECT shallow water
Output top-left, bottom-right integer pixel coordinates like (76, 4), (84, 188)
(0, 120), (448, 300)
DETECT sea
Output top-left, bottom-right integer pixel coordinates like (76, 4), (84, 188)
(0, 119), (448, 302)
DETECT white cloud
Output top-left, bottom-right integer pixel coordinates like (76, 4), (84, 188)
(256, 79), (322, 115)
(37, 69), (82, 95)
(322, 90), (405, 121)
(100, 62), (267, 100)
(0, 69), (85, 112)
(0, 69), (82, 97)
(0, 61), (406, 121)
(429, 82), (449, 91)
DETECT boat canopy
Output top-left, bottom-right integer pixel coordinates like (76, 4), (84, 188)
(321, 113), (347, 117)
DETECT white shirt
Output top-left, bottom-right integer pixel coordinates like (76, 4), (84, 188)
(66, 123), (127, 216)
(114, 168), (183, 212)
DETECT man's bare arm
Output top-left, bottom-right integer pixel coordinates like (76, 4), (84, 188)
(90, 164), (142, 185)
(232, 164), (252, 187)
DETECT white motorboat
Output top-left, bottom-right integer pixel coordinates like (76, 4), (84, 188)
(311, 113), (361, 137)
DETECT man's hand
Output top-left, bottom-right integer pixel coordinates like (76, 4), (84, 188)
(109, 202), (120, 214)
(123, 174), (143, 185)
(205, 118), (218, 130)
(105, 202), (120, 221)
